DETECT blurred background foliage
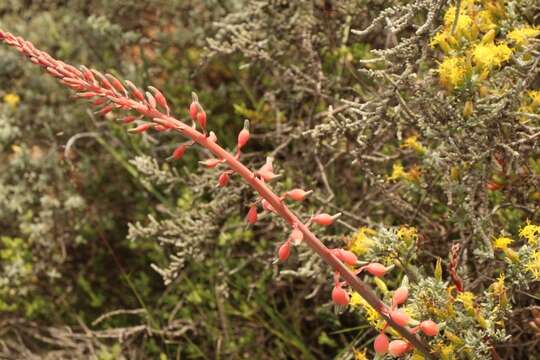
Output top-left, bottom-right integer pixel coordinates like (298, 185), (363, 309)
(0, 0), (539, 359)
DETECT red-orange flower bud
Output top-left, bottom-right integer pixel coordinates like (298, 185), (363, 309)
(246, 206), (258, 225)
(374, 333), (389, 354)
(331, 286), (349, 306)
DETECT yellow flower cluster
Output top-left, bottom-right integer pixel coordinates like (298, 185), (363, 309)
(471, 41), (512, 70)
(489, 272), (507, 307)
(349, 292), (382, 329)
(353, 349), (368, 360)
(431, 0), (536, 91)
(397, 226), (418, 246)
(388, 163), (421, 182)
(507, 26), (540, 46)
(401, 135), (427, 154)
(493, 235), (519, 262)
(437, 56), (468, 89)
(519, 222), (540, 245)
(526, 251), (540, 280)
(456, 291), (475, 313)
(493, 236), (513, 250)
(348, 227), (375, 255)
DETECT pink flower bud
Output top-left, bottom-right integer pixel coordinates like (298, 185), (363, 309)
(97, 104), (114, 116)
(121, 115), (137, 124)
(106, 74), (126, 94)
(365, 263), (387, 277)
(246, 206), (258, 225)
(172, 144), (187, 160)
(278, 241), (291, 262)
(388, 340), (410, 357)
(338, 249), (358, 266)
(312, 213), (334, 226)
(331, 285), (349, 306)
(218, 172), (230, 187)
(237, 128), (250, 150)
(374, 333), (389, 354)
(189, 101), (199, 120)
(129, 123), (152, 133)
(146, 91), (157, 109)
(200, 158), (221, 168)
(392, 287), (409, 307)
(126, 80), (145, 102)
(419, 320), (439, 337)
(390, 309), (410, 327)
(197, 111), (207, 130)
(148, 86), (168, 110)
(290, 228), (303, 245)
(285, 189), (311, 201)
(258, 169), (279, 182)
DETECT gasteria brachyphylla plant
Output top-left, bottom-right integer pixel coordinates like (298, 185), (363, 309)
(0, 29), (439, 358)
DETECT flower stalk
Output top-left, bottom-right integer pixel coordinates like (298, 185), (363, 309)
(0, 29), (434, 358)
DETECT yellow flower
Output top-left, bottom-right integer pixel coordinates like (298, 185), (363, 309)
(456, 291), (475, 312)
(350, 292), (382, 329)
(388, 163), (421, 182)
(349, 227), (375, 255)
(388, 163), (406, 181)
(3, 93), (20, 108)
(520, 223), (540, 245)
(397, 226), (418, 246)
(401, 135), (426, 154)
(472, 42), (512, 69)
(443, 6), (475, 38)
(354, 349), (368, 360)
(489, 273), (507, 306)
(493, 236), (513, 250)
(430, 30), (455, 53)
(477, 10), (497, 33)
(475, 42), (510, 66)
(438, 56), (467, 89)
(529, 91), (540, 108)
(507, 26), (540, 46)
(525, 251), (540, 279)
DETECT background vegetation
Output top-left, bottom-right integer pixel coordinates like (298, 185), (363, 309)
(0, 1), (539, 359)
